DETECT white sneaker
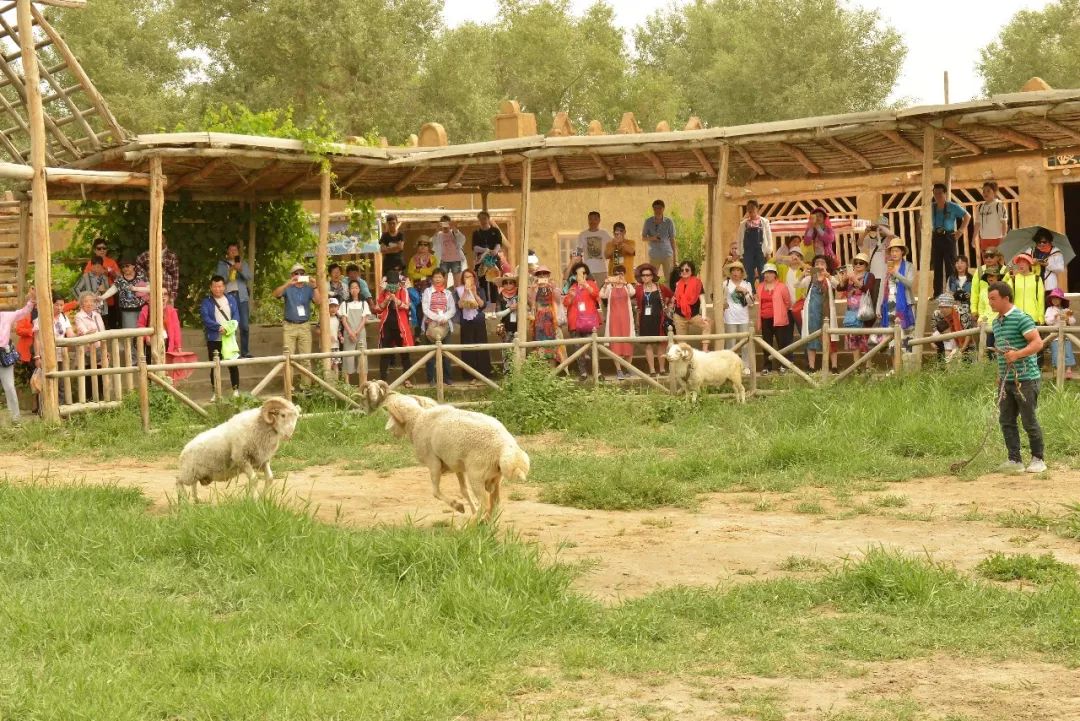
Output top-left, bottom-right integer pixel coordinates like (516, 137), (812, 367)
(999, 460), (1025, 474)
(232, 389), (240, 398)
(1025, 458), (1047, 474)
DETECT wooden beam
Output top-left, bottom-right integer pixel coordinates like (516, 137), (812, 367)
(498, 161), (510, 187)
(711, 146), (730, 323)
(148, 156), (165, 364)
(589, 152), (614, 181)
(912, 127), (936, 370)
(515, 158), (532, 357)
(317, 170), (332, 374)
(777, 142), (821, 174)
(691, 148), (716, 177)
(171, 157), (227, 190)
(733, 145), (766, 176)
(280, 169), (315, 195)
(547, 157), (564, 184)
(977, 124), (1042, 151)
(643, 150), (667, 178)
(393, 166), (425, 192)
(825, 137), (873, 170)
(446, 163), (468, 187)
(227, 159), (282, 193)
(879, 130), (924, 161)
(16, 199), (27, 306)
(336, 164), (370, 192)
(19, 0), (57, 422)
(1040, 118), (1080, 145)
(915, 121), (982, 155)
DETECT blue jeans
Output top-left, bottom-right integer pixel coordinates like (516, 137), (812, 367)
(439, 261), (463, 278)
(1050, 338), (1076, 368)
(230, 293), (251, 356)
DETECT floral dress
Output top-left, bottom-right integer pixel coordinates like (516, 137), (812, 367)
(531, 285), (561, 361)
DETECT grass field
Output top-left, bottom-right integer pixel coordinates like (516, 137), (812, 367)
(5, 360), (1080, 512)
(2, 482), (1079, 721)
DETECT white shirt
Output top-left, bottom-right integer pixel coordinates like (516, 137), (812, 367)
(861, 231), (890, 280)
(1038, 250), (1066, 292)
(576, 228), (612, 277)
(978, 199), (1009, 240)
(723, 279), (753, 325)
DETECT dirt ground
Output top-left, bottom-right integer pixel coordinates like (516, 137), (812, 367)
(9, 455), (1080, 720)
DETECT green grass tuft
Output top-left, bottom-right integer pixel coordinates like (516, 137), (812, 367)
(976, 552), (1078, 584)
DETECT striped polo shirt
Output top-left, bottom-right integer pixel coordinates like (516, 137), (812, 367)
(992, 306), (1040, 381)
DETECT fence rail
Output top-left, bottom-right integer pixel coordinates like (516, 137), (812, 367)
(43, 322), (1080, 429)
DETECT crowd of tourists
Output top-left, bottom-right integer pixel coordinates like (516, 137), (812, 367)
(1, 183), (1076, 421)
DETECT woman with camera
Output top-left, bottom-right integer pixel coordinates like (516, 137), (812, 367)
(836, 253), (877, 367)
(722, 261), (754, 373)
(421, 268), (455, 386)
(798, 254), (838, 372)
(563, 262), (602, 381)
(375, 269), (415, 386)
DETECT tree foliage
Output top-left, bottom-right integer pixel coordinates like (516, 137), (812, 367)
(978, 0), (1080, 95)
(632, 0), (906, 128)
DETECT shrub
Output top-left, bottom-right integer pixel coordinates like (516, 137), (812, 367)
(487, 355), (581, 434)
(976, 552), (1077, 584)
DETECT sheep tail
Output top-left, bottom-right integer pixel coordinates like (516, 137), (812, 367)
(499, 444), (531, 483)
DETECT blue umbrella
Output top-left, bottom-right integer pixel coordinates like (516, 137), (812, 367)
(999, 226), (1075, 265)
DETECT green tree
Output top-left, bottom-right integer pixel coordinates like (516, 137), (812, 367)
(46, 0), (196, 132)
(170, 0), (442, 141)
(631, 0), (905, 128)
(417, 0), (632, 142)
(978, 0), (1080, 94)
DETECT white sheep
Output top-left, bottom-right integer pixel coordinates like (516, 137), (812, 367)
(361, 380), (530, 521)
(176, 396), (301, 502)
(665, 342), (746, 404)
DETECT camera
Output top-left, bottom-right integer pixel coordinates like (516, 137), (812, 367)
(954, 290), (970, 304)
(296, 274), (310, 283)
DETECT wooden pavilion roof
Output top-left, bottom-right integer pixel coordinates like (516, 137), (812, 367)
(53, 88), (1080, 202)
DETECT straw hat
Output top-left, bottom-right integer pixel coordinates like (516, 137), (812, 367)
(533, 265), (552, 276)
(500, 273), (518, 284)
(762, 263), (778, 275)
(887, 238), (907, 252)
(415, 235), (432, 247)
(852, 252), (871, 265)
(725, 260), (745, 274)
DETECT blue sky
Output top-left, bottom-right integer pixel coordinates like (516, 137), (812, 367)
(443, 0), (1052, 106)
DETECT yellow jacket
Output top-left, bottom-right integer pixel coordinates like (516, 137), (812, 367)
(1006, 272), (1044, 324)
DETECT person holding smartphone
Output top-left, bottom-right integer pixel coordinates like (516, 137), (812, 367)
(273, 263), (319, 380)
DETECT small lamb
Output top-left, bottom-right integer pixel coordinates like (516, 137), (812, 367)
(666, 342), (746, 404)
(361, 380), (530, 521)
(176, 396), (301, 502)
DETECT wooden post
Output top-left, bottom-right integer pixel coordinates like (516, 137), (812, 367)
(282, 349), (293, 402)
(704, 179), (716, 323)
(108, 337), (120, 401)
(19, 0), (58, 422)
(591, 331), (600, 388)
(912, 126), (936, 369)
(148, 156), (165, 364)
(820, 318), (831, 382)
(1056, 325), (1067, 391)
(711, 146), (730, 327)
(435, 340), (445, 403)
(88, 346), (99, 402)
(137, 352), (150, 432)
(515, 159), (533, 362)
(893, 318), (904, 374)
(746, 329), (757, 395)
(212, 349), (223, 400)
(61, 347), (72, 406)
(247, 201), (257, 315)
(977, 322), (988, 361)
(358, 346), (369, 386)
(481, 190), (490, 214)
(75, 346), (85, 405)
(316, 169), (332, 374)
(16, 200), (28, 302)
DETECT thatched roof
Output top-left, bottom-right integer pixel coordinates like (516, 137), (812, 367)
(53, 88), (1080, 202)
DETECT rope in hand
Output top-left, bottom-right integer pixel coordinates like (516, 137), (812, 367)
(948, 331), (1025, 474)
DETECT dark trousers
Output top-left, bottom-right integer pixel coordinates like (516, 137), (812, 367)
(379, 336), (411, 381)
(999, 379), (1044, 462)
(930, 231), (956, 297)
(759, 318), (793, 370)
(229, 293), (251, 357)
(426, 354), (453, 384)
(207, 340), (239, 391)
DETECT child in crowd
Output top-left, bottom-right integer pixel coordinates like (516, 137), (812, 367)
(1045, 289), (1075, 380)
(327, 296), (342, 373)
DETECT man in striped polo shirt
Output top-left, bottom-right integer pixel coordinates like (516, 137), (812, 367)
(988, 281), (1046, 473)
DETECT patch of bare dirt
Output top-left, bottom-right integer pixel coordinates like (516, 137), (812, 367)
(497, 656), (1080, 720)
(6, 456), (1080, 602)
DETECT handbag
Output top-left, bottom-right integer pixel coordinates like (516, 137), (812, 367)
(857, 291), (876, 322)
(0, 342), (17, 367)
